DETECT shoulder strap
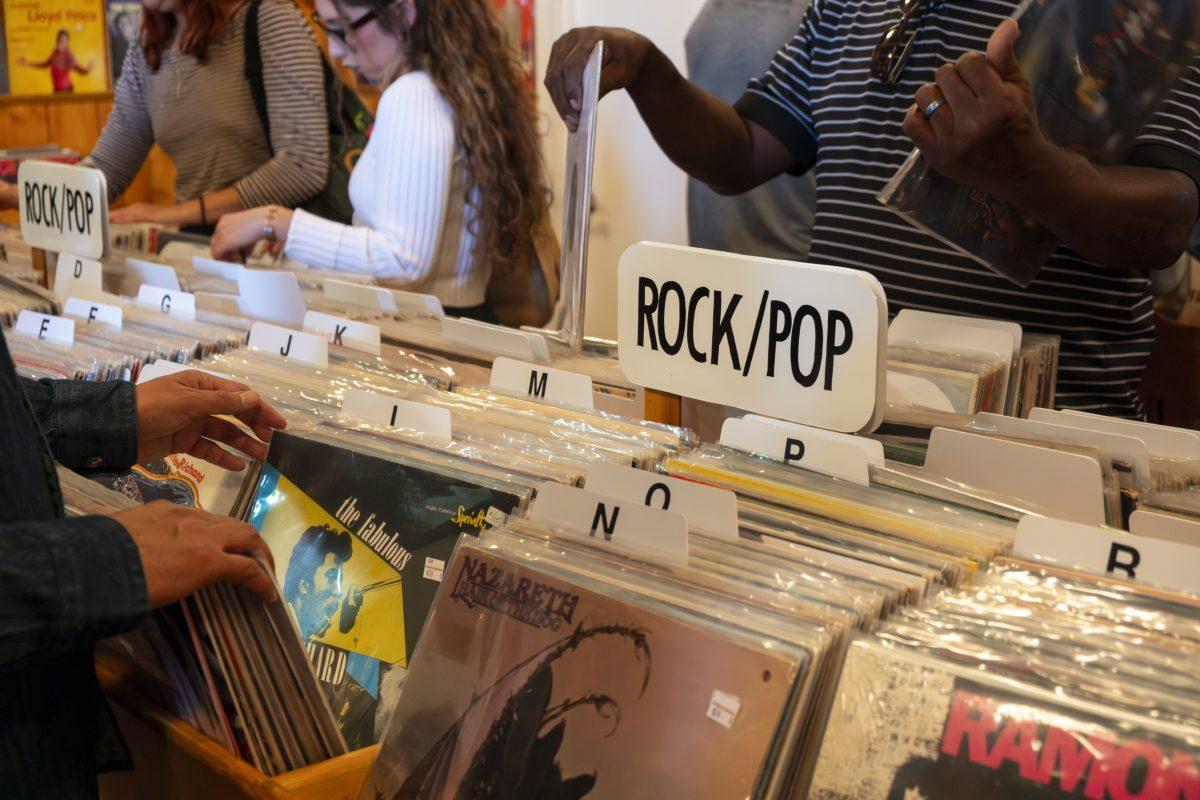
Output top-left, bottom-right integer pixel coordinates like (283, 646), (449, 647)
(243, 0), (274, 155)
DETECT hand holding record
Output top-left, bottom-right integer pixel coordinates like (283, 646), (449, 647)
(110, 501), (278, 607)
(136, 369), (288, 470)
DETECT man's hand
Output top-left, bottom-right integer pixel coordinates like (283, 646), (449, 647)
(903, 19), (1050, 200)
(545, 27), (654, 131)
(110, 502), (277, 607)
(136, 370), (287, 469)
(110, 202), (186, 226)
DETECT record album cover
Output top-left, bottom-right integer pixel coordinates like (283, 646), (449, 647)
(361, 541), (799, 799)
(248, 432), (524, 749)
(808, 640), (1200, 800)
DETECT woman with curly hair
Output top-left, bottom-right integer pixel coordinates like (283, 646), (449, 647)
(212, 0), (555, 324)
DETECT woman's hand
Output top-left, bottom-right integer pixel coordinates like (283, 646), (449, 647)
(211, 206), (293, 262)
(136, 369), (287, 469)
(110, 202), (187, 226)
(0, 183), (18, 211)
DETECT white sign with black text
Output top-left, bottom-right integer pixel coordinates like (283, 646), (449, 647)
(338, 388), (453, 447)
(14, 310), (74, 345)
(65, 297), (122, 329)
(529, 483), (689, 566)
(584, 462), (738, 542)
(137, 285), (196, 320)
(247, 322), (328, 368)
(52, 252), (103, 299)
(18, 161), (108, 259)
(490, 357), (594, 409)
(1014, 515), (1200, 595)
(617, 243), (887, 433)
(303, 311), (382, 355)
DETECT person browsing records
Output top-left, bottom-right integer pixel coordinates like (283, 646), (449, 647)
(0, 343), (288, 798)
(211, 0), (554, 323)
(1, 0), (330, 233)
(545, 3), (1200, 418)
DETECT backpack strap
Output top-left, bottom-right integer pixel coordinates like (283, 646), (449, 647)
(243, 0), (274, 156)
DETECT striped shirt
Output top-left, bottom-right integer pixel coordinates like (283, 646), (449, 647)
(735, 0), (1200, 418)
(285, 72), (485, 308)
(90, 0), (328, 209)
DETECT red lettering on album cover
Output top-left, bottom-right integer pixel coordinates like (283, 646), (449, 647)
(940, 690), (1200, 799)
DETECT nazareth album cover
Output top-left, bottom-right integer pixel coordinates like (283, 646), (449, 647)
(807, 639), (1200, 800)
(360, 541), (800, 799)
(248, 432), (525, 749)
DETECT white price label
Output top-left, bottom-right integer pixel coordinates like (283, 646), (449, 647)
(529, 483), (689, 566)
(490, 357), (594, 409)
(423, 557), (445, 582)
(303, 311), (382, 355)
(617, 243), (887, 433)
(584, 462), (738, 541)
(137, 285), (196, 319)
(65, 297), (122, 329)
(484, 506), (508, 529)
(247, 322), (328, 368)
(15, 310), (74, 345)
(706, 689), (742, 730)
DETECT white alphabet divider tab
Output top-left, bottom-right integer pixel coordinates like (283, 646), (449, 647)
(529, 482), (689, 566)
(125, 258), (182, 291)
(137, 285), (196, 320)
(65, 297), (122, 329)
(925, 428), (1106, 525)
(303, 311), (381, 355)
(1042, 408), (1200, 461)
(339, 388), (452, 447)
(490, 357), (594, 409)
(442, 317), (551, 362)
(391, 290), (444, 318)
(193, 256), (243, 281)
(616, 243), (888, 434)
(719, 415), (879, 485)
(52, 251), (103, 299)
(18, 161), (109, 259)
(584, 462), (738, 542)
(1128, 509), (1200, 547)
(324, 279), (398, 312)
(15, 310), (74, 345)
(236, 269), (308, 327)
(248, 322), (328, 368)
(1014, 515), (1200, 595)
(136, 359), (231, 385)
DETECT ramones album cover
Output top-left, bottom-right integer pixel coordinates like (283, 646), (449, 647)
(247, 431), (525, 749)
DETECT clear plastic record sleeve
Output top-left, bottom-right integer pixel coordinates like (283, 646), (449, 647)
(878, 0), (1200, 287)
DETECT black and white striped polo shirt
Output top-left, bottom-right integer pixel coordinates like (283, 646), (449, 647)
(735, 0), (1200, 419)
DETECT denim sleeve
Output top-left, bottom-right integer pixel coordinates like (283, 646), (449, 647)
(0, 515), (149, 668)
(19, 377), (139, 472)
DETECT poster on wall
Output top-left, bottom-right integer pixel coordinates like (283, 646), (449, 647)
(2, 0), (109, 96)
(105, 0), (138, 84)
(493, 0), (534, 84)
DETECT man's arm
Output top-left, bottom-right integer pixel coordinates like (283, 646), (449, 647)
(19, 377), (138, 471)
(905, 19), (1197, 271)
(544, 28), (795, 195)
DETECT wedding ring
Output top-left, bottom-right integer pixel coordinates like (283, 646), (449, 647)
(923, 97), (947, 119)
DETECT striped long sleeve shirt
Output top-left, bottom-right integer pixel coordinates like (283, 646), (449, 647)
(90, 0), (328, 208)
(735, 0), (1200, 418)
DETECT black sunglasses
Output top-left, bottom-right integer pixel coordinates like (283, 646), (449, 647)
(311, 8), (380, 46)
(871, 0), (927, 85)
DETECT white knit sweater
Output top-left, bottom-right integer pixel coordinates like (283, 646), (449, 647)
(285, 71), (485, 308)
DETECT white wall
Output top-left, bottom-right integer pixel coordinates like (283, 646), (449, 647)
(535, 0), (707, 340)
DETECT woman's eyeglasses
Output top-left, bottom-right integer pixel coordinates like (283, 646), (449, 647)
(870, 0), (927, 85)
(311, 8), (380, 47)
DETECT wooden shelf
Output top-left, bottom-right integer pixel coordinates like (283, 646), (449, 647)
(96, 652), (376, 800)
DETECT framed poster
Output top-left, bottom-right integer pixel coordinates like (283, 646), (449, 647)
(3, 0), (109, 96)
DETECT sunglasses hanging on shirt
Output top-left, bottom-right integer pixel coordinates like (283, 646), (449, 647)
(871, 0), (928, 85)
